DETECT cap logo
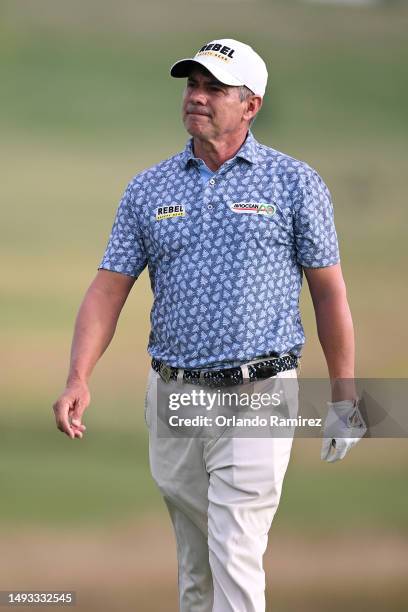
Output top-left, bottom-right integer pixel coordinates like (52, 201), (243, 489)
(197, 43), (235, 63)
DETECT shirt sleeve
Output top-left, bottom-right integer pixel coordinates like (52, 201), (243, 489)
(98, 182), (148, 278)
(293, 167), (340, 268)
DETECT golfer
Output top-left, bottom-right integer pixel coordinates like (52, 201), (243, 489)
(53, 38), (366, 611)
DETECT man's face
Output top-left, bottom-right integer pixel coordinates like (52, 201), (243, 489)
(182, 67), (249, 141)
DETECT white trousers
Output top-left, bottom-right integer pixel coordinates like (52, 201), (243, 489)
(144, 365), (298, 612)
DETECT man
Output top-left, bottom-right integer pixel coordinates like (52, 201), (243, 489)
(53, 39), (366, 611)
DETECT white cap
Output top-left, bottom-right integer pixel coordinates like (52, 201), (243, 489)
(170, 38), (268, 97)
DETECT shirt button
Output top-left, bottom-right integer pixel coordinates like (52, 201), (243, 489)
(209, 178), (216, 186)
(208, 204), (213, 209)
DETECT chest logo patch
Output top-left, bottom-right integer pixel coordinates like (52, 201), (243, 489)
(229, 202), (276, 216)
(156, 205), (186, 220)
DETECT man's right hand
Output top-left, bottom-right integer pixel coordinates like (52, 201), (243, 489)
(52, 381), (90, 439)
(52, 270), (136, 440)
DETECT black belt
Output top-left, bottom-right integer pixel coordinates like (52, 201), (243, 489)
(151, 354), (298, 388)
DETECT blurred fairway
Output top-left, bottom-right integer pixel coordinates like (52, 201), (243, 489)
(1, 413), (408, 531)
(1, 1), (407, 609)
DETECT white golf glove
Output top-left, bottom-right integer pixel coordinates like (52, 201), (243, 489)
(321, 398), (367, 462)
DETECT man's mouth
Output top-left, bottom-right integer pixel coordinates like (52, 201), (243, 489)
(187, 109), (210, 117)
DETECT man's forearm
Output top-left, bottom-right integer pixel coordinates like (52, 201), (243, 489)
(67, 285), (125, 385)
(313, 292), (357, 401)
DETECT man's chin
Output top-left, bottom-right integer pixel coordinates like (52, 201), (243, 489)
(184, 121), (210, 139)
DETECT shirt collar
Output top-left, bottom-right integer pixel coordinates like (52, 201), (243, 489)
(179, 130), (260, 169)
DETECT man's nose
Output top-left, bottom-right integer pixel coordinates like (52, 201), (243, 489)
(187, 87), (207, 105)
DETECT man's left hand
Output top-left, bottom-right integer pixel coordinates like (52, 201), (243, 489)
(321, 399), (367, 462)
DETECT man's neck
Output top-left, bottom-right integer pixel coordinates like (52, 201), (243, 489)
(192, 130), (249, 172)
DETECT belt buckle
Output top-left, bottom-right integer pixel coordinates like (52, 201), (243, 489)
(159, 363), (172, 383)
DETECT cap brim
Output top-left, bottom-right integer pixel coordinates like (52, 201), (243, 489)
(170, 58), (243, 87)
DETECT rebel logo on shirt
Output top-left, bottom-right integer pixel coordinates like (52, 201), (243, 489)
(156, 205), (186, 220)
(229, 202), (276, 216)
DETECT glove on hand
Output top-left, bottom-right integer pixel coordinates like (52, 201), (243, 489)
(321, 399), (367, 463)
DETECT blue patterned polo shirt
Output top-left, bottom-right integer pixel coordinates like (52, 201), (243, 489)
(99, 131), (340, 369)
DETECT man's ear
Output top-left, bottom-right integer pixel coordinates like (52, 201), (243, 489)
(243, 95), (263, 123)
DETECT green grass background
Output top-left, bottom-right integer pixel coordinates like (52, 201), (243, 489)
(1, 0), (407, 539)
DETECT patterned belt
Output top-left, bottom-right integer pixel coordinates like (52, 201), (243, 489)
(151, 354), (298, 388)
